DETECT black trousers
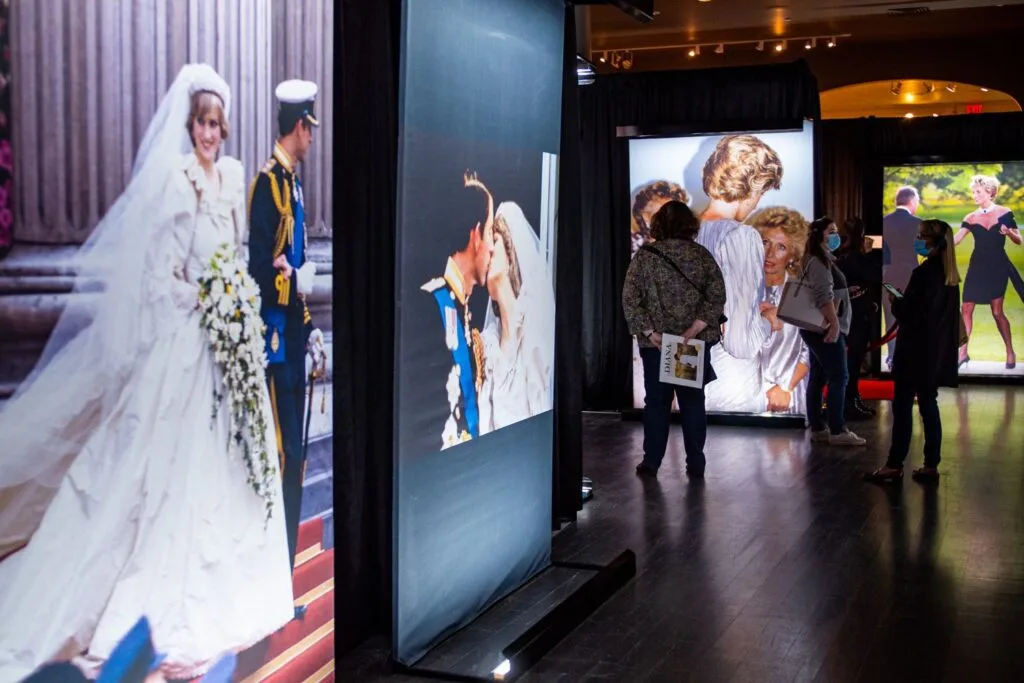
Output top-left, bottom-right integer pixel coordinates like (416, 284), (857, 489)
(845, 313), (871, 403)
(639, 347), (707, 472)
(887, 378), (942, 469)
(268, 361), (307, 572)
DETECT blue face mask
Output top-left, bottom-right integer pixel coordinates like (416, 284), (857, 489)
(827, 233), (842, 252)
(913, 239), (930, 257)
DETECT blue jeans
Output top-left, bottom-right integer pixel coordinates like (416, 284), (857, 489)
(887, 380), (942, 469)
(640, 347), (707, 472)
(801, 331), (849, 435)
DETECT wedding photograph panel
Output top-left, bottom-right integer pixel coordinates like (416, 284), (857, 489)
(0, 1), (335, 681)
(882, 161), (1024, 378)
(393, 0), (563, 667)
(627, 123), (816, 417)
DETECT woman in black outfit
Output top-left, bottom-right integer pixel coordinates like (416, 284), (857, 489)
(836, 218), (881, 420)
(865, 219), (961, 483)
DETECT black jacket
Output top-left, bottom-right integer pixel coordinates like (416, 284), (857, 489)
(891, 255), (960, 388)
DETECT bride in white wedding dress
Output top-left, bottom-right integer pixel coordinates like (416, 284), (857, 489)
(477, 198), (556, 434)
(0, 64), (293, 681)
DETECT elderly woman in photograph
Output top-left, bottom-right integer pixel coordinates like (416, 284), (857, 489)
(866, 219), (961, 482)
(746, 207), (810, 414)
(630, 180), (691, 254)
(697, 134), (783, 412)
(954, 174), (1022, 369)
(622, 201), (726, 480)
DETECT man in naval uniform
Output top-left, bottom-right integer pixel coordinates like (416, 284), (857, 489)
(421, 176), (494, 450)
(247, 79), (325, 594)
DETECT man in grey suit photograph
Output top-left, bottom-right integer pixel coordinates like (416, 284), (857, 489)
(882, 186), (922, 369)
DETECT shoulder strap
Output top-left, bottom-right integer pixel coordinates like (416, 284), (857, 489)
(639, 244), (703, 295)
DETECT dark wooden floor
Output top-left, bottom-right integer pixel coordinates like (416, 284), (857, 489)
(339, 385), (1024, 682)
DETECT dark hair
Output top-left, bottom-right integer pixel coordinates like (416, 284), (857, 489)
(805, 216), (834, 266)
(650, 200), (700, 241)
(840, 217), (866, 254)
(278, 112), (312, 138)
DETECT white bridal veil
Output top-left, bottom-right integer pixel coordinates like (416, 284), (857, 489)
(483, 201), (556, 409)
(0, 64), (231, 553)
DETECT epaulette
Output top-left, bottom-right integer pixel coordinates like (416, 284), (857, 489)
(262, 157), (278, 174)
(421, 277), (446, 293)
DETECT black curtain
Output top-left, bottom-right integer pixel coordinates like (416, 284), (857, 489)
(334, 0), (401, 654)
(578, 61), (821, 410)
(553, 4), (583, 527)
(822, 112), (1024, 235)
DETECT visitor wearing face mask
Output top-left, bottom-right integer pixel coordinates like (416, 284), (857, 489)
(798, 217), (866, 447)
(865, 220), (961, 483)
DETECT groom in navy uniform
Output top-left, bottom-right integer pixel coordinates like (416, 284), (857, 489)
(420, 175), (494, 449)
(247, 79), (325, 594)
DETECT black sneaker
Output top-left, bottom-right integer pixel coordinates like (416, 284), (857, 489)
(845, 401), (873, 421)
(635, 462), (658, 477)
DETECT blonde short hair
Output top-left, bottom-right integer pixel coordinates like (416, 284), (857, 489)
(746, 206), (808, 274)
(702, 135), (783, 203)
(970, 174), (999, 200)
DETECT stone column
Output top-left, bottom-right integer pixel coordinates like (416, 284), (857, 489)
(1, 0), (278, 396)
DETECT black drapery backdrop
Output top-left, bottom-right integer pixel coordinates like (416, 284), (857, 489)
(578, 61), (822, 410)
(335, 0), (401, 653)
(821, 112), (1024, 233)
(553, 4), (584, 527)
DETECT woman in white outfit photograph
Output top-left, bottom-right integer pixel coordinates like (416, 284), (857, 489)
(0, 64), (294, 681)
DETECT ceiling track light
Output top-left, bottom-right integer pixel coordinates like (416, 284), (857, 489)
(714, 43), (725, 54)
(804, 38), (817, 50)
(946, 82), (957, 93)
(827, 36), (837, 48)
(774, 40), (787, 52)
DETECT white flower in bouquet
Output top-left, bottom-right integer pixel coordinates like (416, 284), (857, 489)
(196, 243), (275, 523)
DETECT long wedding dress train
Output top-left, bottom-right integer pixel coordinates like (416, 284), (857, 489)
(0, 153), (294, 681)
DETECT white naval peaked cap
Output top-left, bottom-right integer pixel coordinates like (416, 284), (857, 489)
(275, 79), (318, 104)
(275, 79), (320, 127)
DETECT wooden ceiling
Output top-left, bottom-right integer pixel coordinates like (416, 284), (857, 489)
(588, 1), (1024, 57)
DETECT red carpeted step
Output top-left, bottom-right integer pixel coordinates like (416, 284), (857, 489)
(259, 624), (334, 683)
(233, 588), (334, 680)
(292, 548), (333, 600)
(297, 517), (324, 555)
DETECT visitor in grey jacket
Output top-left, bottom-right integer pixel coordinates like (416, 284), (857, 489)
(798, 217), (865, 447)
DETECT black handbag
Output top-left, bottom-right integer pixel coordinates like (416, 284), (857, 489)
(639, 244), (728, 326)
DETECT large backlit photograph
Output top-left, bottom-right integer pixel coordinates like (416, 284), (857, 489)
(0, 2), (335, 680)
(882, 162), (1024, 377)
(628, 123), (816, 415)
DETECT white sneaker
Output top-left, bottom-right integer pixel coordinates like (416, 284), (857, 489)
(810, 429), (830, 443)
(829, 429), (866, 446)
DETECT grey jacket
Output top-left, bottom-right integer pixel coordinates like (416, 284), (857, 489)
(802, 253), (852, 336)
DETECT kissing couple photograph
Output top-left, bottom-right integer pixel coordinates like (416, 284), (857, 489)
(419, 168), (556, 452)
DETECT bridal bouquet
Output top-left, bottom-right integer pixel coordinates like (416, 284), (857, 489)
(197, 243), (274, 523)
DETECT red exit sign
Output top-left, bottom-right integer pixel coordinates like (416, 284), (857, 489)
(965, 103), (984, 114)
